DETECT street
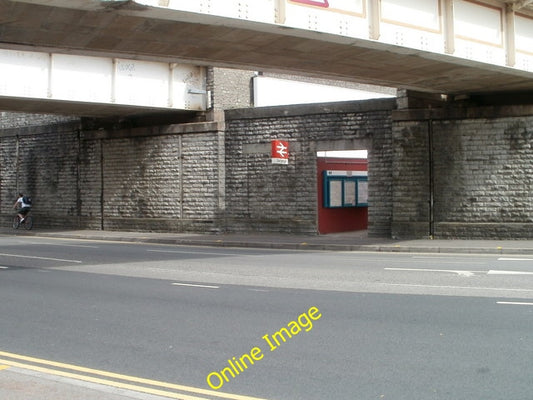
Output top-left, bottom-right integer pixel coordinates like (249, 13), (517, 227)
(0, 235), (532, 399)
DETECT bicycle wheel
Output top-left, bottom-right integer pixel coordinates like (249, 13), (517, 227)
(23, 216), (33, 230)
(12, 216), (20, 229)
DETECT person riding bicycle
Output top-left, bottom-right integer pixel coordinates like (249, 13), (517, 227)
(13, 193), (32, 223)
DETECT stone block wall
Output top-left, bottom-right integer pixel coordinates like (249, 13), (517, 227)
(392, 105), (533, 239)
(433, 115), (533, 238)
(0, 121), (82, 228)
(224, 99), (395, 236)
(0, 112), (78, 129)
(82, 123), (225, 232)
(4, 96), (531, 239)
(1, 119), (225, 233)
(390, 119), (431, 238)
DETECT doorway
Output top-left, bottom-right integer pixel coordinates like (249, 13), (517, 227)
(317, 150), (368, 234)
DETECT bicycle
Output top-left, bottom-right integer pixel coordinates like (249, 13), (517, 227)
(13, 211), (33, 230)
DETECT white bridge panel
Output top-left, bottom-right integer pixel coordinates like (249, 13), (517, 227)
(381, 0), (441, 32)
(115, 59), (169, 108)
(379, 0), (443, 53)
(284, 0), (367, 38)
(0, 48), (207, 112)
(515, 13), (533, 71)
(51, 54), (112, 103)
(454, 0), (505, 65)
(0, 49), (48, 98)
(516, 14), (533, 54)
(454, 0), (503, 45)
(166, 0), (276, 22)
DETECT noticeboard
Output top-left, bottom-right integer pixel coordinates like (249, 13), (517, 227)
(323, 171), (368, 208)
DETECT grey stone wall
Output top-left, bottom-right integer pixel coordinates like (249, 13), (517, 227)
(224, 99), (395, 236)
(391, 119), (431, 238)
(1, 121), (225, 232)
(433, 116), (533, 238)
(0, 112), (78, 129)
(0, 121), (82, 228)
(84, 123), (225, 232)
(3, 95), (532, 239)
(392, 105), (533, 239)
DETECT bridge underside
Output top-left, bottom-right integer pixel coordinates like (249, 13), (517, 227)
(1, 0), (533, 99)
(0, 96), (198, 118)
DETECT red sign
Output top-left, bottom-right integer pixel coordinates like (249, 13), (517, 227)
(271, 140), (289, 164)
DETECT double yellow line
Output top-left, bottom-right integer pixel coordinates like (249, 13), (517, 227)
(0, 350), (268, 400)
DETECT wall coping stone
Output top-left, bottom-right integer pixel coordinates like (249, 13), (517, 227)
(82, 121), (224, 140)
(393, 104), (533, 121)
(0, 121), (81, 137)
(225, 98), (396, 120)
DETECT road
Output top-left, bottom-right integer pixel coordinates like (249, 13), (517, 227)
(0, 235), (532, 399)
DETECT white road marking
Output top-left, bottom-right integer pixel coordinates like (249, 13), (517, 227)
(381, 283), (533, 292)
(149, 249), (247, 257)
(0, 266), (7, 269)
(498, 257), (533, 261)
(488, 270), (533, 276)
(386, 268), (533, 277)
(411, 256), (486, 265)
(0, 253), (82, 263)
(25, 242), (99, 248)
(497, 301), (533, 306)
(384, 267), (482, 277)
(172, 282), (220, 289)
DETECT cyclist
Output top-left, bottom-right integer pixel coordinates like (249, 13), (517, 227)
(13, 193), (32, 223)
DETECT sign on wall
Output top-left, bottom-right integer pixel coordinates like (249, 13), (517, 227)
(271, 140), (290, 164)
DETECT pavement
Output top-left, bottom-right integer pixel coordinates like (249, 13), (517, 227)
(3, 227), (533, 255)
(2, 227), (533, 400)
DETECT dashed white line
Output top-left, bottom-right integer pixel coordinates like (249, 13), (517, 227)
(26, 242), (99, 249)
(498, 257), (533, 261)
(497, 301), (533, 306)
(380, 283), (533, 292)
(171, 282), (220, 289)
(488, 270), (533, 276)
(386, 268), (533, 277)
(384, 267), (483, 277)
(0, 253), (82, 263)
(149, 249), (246, 257)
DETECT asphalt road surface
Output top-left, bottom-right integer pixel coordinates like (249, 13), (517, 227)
(0, 236), (532, 399)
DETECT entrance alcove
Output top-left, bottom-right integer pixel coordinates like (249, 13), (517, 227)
(316, 150), (368, 234)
